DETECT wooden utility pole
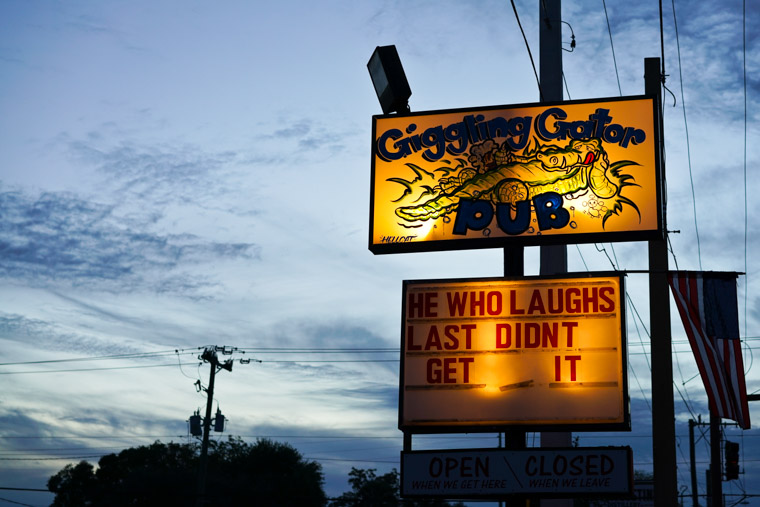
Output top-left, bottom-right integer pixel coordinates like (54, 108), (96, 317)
(195, 348), (233, 507)
(195, 349), (217, 507)
(538, 2), (570, 507)
(645, 57), (677, 506)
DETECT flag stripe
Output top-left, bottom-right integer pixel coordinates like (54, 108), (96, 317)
(671, 274), (727, 415)
(688, 274), (732, 417)
(726, 338), (750, 425)
(668, 271), (750, 429)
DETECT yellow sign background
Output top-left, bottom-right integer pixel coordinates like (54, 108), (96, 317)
(371, 97), (659, 253)
(400, 275), (627, 430)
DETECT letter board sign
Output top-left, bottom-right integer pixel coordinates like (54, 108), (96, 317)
(399, 273), (629, 432)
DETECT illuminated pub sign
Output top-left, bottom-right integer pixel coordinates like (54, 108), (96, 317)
(399, 274), (629, 432)
(370, 96), (661, 254)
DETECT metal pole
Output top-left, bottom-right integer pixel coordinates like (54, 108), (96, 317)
(710, 413), (722, 507)
(503, 245), (526, 456)
(196, 353), (217, 507)
(690, 419), (698, 507)
(645, 57), (677, 506)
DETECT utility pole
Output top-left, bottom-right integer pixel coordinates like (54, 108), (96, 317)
(709, 414), (722, 507)
(689, 417), (699, 507)
(689, 417), (741, 507)
(538, 2), (569, 507)
(195, 347), (234, 507)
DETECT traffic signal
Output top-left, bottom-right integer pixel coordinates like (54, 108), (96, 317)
(725, 441), (740, 480)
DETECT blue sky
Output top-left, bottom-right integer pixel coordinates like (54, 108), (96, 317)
(0, 0), (758, 505)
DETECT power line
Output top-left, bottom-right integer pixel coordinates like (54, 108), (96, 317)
(601, 0), (623, 95)
(0, 455), (105, 461)
(0, 496), (36, 507)
(742, 0), (750, 378)
(0, 363), (199, 375)
(0, 347), (397, 367)
(509, 0), (543, 101)
(10, 347), (760, 374)
(670, 0), (703, 270)
(0, 349), (184, 367)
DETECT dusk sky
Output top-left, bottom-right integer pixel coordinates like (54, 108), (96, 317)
(0, 0), (757, 505)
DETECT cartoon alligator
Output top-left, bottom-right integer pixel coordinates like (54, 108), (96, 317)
(395, 138), (636, 222)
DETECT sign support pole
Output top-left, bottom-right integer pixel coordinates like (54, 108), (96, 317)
(645, 57), (677, 506)
(503, 246), (525, 506)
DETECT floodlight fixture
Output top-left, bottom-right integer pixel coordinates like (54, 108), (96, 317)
(367, 45), (411, 114)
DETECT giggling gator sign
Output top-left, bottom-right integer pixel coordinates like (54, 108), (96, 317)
(369, 96), (661, 254)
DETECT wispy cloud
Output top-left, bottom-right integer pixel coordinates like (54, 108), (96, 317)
(258, 115), (352, 161)
(67, 138), (241, 205)
(0, 312), (149, 357)
(0, 187), (260, 295)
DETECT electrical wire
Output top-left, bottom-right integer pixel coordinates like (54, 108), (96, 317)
(601, 0), (623, 96)
(0, 496), (35, 507)
(509, 0), (544, 101)
(667, 235), (681, 271)
(626, 293), (652, 371)
(175, 349), (201, 380)
(609, 243), (621, 270)
(742, 0), (750, 378)
(0, 347), (397, 367)
(562, 181), (655, 414)
(0, 349), (183, 367)
(574, 245), (589, 271)
(0, 363), (202, 375)
(671, 0), (702, 270)
(594, 243), (618, 270)
(6, 340), (760, 375)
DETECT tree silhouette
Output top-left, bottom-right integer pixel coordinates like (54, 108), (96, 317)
(329, 467), (464, 507)
(47, 438), (326, 507)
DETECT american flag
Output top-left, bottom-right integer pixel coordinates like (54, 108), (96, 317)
(668, 271), (750, 429)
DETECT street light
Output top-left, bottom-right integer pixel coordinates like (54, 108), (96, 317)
(367, 45), (411, 114)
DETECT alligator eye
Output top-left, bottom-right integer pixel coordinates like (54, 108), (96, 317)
(550, 156), (558, 165)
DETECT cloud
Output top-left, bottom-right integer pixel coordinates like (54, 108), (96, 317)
(67, 138), (241, 206)
(259, 116), (350, 160)
(0, 187), (260, 295)
(0, 310), (167, 360)
(273, 121), (312, 139)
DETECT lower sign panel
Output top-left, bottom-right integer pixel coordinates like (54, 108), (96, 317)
(400, 275), (629, 432)
(401, 447), (633, 498)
